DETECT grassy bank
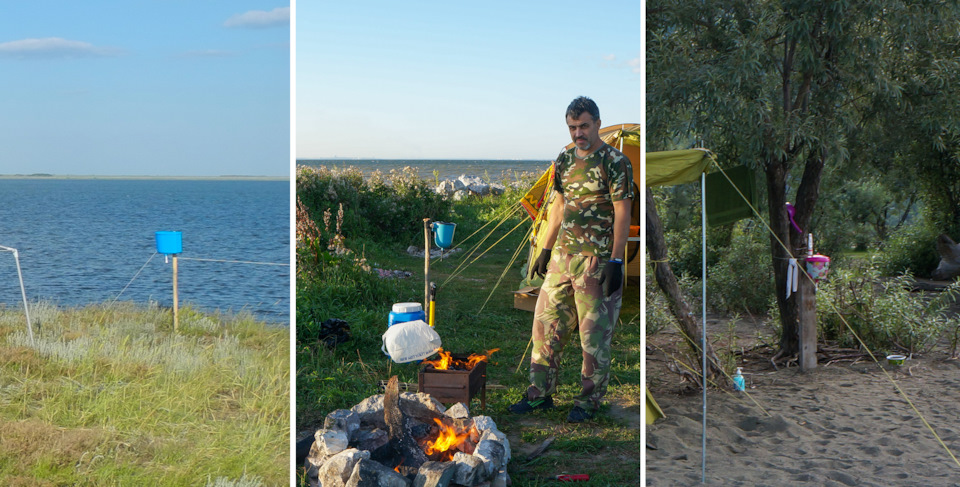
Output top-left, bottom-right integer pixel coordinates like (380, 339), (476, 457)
(0, 302), (288, 486)
(296, 165), (640, 485)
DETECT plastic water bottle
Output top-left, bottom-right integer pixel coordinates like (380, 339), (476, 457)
(733, 367), (745, 392)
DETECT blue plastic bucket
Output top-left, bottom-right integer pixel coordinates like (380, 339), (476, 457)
(155, 231), (182, 255)
(388, 302), (425, 327)
(432, 221), (456, 249)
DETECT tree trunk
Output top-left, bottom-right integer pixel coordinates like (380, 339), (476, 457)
(645, 188), (722, 381)
(767, 150), (825, 361)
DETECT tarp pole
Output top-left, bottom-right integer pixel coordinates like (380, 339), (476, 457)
(4, 247), (34, 346)
(701, 172), (707, 484)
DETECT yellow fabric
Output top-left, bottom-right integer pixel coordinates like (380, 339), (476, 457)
(646, 149), (713, 187)
(646, 386), (665, 424)
(520, 164), (554, 221)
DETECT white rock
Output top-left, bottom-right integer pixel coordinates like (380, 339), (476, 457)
(314, 429), (349, 458)
(444, 403), (470, 419)
(479, 428), (511, 464)
(472, 416), (496, 433)
(452, 452), (485, 486)
(318, 448), (370, 487)
(325, 409), (361, 442)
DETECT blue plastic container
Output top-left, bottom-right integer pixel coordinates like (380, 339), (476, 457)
(388, 302), (425, 327)
(155, 231), (182, 255)
(432, 221), (456, 249)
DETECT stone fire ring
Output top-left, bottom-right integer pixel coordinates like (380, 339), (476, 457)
(304, 392), (511, 487)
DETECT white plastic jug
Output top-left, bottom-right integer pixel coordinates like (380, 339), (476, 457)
(381, 320), (442, 363)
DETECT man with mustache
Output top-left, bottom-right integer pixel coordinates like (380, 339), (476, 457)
(510, 96), (635, 422)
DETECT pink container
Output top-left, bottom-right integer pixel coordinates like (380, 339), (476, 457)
(805, 254), (831, 282)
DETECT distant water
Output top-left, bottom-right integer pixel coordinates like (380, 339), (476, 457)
(0, 179), (289, 324)
(297, 159), (552, 182)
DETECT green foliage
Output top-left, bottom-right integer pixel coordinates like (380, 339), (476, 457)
(707, 222), (774, 314)
(769, 262), (960, 354)
(873, 214), (941, 277)
(645, 272), (674, 336)
(297, 165), (453, 248)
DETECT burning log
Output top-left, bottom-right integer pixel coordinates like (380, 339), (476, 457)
(385, 376), (428, 474)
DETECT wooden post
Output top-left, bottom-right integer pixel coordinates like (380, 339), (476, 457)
(423, 219), (431, 315)
(798, 269), (817, 371)
(172, 255), (179, 332)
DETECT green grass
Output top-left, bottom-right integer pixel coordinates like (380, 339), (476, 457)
(296, 187), (640, 486)
(0, 301), (289, 486)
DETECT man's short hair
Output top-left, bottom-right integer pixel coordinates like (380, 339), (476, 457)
(565, 96), (600, 122)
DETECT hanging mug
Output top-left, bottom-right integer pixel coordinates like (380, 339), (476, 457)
(432, 221), (456, 249)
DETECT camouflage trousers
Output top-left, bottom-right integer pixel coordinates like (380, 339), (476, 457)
(526, 250), (623, 412)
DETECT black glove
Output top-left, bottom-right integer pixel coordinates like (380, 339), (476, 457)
(599, 260), (624, 297)
(530, 248), (552, 279)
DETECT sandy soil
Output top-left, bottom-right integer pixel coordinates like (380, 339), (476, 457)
(646, 316), (960, 486)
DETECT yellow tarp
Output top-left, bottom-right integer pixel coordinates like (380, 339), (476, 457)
(646, 386), (665, 424)
(646, 149), (713, 187)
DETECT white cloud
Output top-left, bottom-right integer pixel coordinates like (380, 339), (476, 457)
(603, 54), (616, 62)
(224, 7), (290, 28)
(0, 37), (122, 58)
(628, 55), (641, 74)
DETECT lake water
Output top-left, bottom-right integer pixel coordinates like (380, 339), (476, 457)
(0, 179), (289, 324)
(296, 159), (552, 182)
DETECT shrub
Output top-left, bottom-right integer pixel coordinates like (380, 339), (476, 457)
(772, 261), (960, 354)
(707, 222), (774, 314)
(296, 165), (452, 249)
(873, 216), (940, 277)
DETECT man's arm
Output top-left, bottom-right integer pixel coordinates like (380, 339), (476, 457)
(610, 198), (633, 260)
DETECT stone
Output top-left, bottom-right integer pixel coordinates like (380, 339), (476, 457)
(351, 393), (445, 430)
(444, 402), (470, 419)
(466, 182), (490, 196)
(413, 460), (457, 487)
(491, 468), (510, 487)
(325, 409), (361, 442)
(472, 416), (496, 434)
(452, 190), (470, 201)
(474, 436), (506, 479)
(452, 452), (485, 486)
(478, 428), (511, 464)
(313, 429), (349, 458)
(303, 454), (323, 487)
(355, 428), (389, 453)
(318, 448), (370, 487)
(489, 183), (506, 195)
(345, 458), (411, 487)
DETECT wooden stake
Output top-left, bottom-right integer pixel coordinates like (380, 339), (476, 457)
(799, 269), (817, 371)
(424, 218), (431, 315)
(173, 254), (179, 332)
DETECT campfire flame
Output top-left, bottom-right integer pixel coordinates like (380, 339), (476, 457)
(422, 418), (477, 461)
(422, 348), (500, 370)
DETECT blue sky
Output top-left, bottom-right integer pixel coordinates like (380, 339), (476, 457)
(0, 2), (289, 177)
(296, 0), (641, 160)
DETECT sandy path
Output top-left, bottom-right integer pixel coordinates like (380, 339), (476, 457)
(646, 357), (960, 486)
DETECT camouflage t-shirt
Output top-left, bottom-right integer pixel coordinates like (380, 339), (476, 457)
(554, 143), (635, 257)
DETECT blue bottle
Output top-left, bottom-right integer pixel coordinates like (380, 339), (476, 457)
(733, 367), (745, 392)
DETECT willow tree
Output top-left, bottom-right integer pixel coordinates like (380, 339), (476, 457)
(647, 0), (960, 359)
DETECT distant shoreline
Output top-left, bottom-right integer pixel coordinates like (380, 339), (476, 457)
(0, 174), (288, 181)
